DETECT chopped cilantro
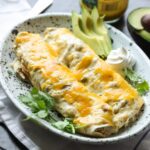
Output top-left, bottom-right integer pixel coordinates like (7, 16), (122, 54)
(124, 68), (149, 95)
(19, 88), (76, 134)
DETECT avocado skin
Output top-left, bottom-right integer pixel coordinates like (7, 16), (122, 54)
(127, 21), (150, 56)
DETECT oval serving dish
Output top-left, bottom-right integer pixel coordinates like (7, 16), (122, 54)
(0, 13), (150, 144)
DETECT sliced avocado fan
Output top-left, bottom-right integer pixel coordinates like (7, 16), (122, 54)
(72, 12), (106, 57)
(91, 7), (112, 51)
(72, 7), (112, 58)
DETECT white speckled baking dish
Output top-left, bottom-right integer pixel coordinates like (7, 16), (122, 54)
(0, 13), (150, 144)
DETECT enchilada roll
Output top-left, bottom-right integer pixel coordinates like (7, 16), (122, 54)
(13, 32), (121, 137)
(44, 28), (144, 130)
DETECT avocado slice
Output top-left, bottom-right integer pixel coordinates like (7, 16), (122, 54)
(91, 7), (112, 51)
(80, 6), (93, 35)
(72, 11), (106, 57)
(72, 6), (112, 58)
(128, 7), (150, 30)
(127, 7), (150, 53)
(91, 7), (107, 35)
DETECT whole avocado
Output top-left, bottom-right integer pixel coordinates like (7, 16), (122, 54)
(127, 7), (150, 55)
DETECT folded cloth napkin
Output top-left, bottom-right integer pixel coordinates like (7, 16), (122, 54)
(0, 96), (39, 150)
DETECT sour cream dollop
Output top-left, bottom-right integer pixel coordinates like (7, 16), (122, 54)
(106, 48), (135, 73)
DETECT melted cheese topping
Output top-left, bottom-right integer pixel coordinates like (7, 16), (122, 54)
(15, 32), (114, 127)
(44, 28), (139, 102)
(14, 30), (144, 137)
(43, 28), (144, 136)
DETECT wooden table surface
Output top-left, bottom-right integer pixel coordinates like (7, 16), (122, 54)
(0, 0), (150, 149)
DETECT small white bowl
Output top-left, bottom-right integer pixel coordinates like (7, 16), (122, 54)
(0, 13), (150, 144)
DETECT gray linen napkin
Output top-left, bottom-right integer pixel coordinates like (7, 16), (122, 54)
(0, 97), (39, 150)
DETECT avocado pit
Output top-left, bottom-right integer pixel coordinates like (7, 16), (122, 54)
(141, 14), (150, 32)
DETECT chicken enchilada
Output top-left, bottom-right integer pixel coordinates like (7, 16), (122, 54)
(12, 30), (144, 137)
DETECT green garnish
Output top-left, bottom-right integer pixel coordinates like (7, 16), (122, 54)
(124, 68), (149, 95)
(19, 88), (76, 134)
(52, 118), (75, 134)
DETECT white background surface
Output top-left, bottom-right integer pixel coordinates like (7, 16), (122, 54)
(0, 0), (31, 41)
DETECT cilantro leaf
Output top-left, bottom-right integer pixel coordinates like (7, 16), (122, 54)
(124, 68), (149, 95)
(31, 87), (38, 95)
(31, 88), (55, 109)
(52, 119), (75, 134)
(37, 110), (48, 119)
(19, 94), (39, 112)
(19, 88), (76, 134)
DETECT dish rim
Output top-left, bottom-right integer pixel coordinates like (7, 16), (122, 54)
(0, 12), (150, 144)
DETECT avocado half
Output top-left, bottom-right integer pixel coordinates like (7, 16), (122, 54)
(127, 7), (150, 54)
